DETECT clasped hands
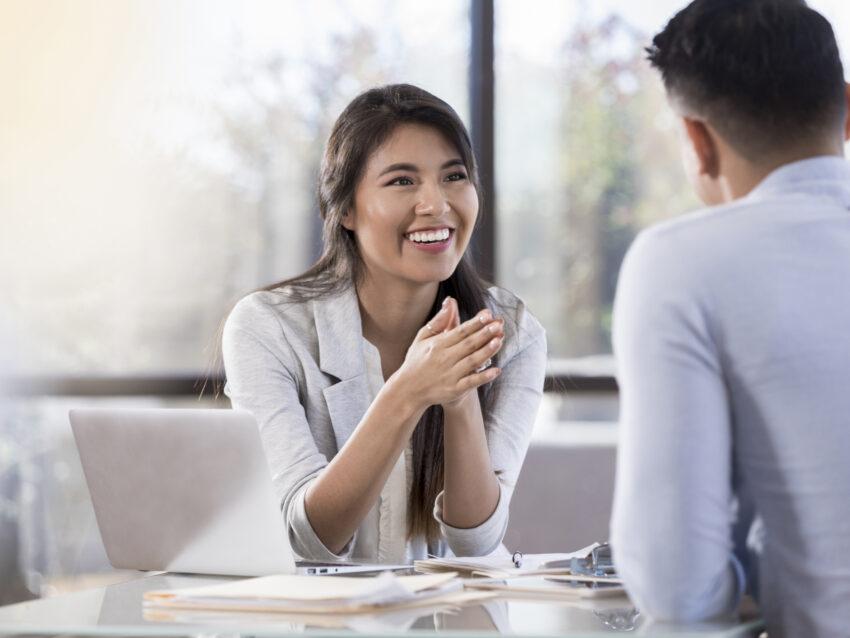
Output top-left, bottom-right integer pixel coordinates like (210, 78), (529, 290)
(392, 296), (504, 414)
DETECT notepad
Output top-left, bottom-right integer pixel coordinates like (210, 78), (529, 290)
(143, 571), (491, 615)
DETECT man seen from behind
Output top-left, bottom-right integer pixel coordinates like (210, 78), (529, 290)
(610, 1), (850, 636)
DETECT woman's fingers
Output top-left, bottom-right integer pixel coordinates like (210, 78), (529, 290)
(455, 332), (503, 376)
(442, 309), (497, 347)
(456, 365), (502, 393)
(415, 297), (453, 341)
(449, 318), (504, 360)
(419, 303), (499, 347)
(404, 302), (504, 405)
(446, 297), (460, 331)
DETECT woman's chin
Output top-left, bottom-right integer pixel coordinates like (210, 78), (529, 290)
(414, 263), (462, 285)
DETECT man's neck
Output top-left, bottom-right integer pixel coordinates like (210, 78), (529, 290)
(718, 139), (844, 203)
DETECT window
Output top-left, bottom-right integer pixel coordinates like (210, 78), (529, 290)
(495, 0), (850, 359)
(496, 0), (699, 359)
(0, 0), (469, 375)
(4, 0), (849, 372)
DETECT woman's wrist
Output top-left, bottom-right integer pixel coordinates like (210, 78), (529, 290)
(381, 372), (428, 423)
(442, 391), (478, 422)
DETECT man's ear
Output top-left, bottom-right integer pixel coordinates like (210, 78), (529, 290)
(682, 116), (720, 178)
(340, 210), (355, 231)
(843, 82), (850, 142)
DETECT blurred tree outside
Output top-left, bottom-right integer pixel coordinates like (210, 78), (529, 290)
(1, 0), (467, 375)
(498, 13), (700, 358)
(207, 26), (394, 289)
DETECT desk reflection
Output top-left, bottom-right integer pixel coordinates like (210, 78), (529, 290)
(0, 572), (761, 637)
(434, 600), (510, 633)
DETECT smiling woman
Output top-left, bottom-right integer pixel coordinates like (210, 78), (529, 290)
(222, 84), (547, 564)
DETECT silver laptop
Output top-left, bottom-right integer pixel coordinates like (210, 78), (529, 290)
(70, 408), (402, 577)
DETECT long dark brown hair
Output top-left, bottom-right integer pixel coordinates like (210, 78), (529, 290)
(263, 84), (494, 545)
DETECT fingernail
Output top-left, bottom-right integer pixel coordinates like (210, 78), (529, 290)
(442, 296), (451, 308)
(479, 309), (492, 323)
(488, 323), (499, 334)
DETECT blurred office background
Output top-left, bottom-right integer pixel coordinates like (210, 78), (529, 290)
(2, 0), (849, 600)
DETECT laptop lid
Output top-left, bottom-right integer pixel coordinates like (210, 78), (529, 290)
(69, 408), (296, 577)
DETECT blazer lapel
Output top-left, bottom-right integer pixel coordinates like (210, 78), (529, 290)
(314, 286), (372, 451)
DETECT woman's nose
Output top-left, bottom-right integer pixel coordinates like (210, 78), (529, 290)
(414, 181), (450, 216)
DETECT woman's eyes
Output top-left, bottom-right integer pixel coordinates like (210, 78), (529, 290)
(385, 171), (467, 186)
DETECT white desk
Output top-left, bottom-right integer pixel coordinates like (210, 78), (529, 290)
(0, 572), (763, 637)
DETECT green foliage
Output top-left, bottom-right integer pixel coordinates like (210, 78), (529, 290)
(554, 15), (700, 355)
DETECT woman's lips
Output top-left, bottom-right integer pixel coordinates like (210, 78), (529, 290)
(404, 229), (454, 254)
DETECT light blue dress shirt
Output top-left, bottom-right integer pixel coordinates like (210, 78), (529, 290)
(610, 157), (850, 638)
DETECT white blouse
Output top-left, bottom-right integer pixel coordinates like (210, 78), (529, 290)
(357, 338), (417, 563)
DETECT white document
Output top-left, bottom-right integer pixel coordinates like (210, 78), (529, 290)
(143, 571), (487, 614)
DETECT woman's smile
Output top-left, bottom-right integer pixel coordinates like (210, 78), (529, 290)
(403, 226), (455, 253)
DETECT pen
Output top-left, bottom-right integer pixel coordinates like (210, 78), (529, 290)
(511, 550), (523, 569)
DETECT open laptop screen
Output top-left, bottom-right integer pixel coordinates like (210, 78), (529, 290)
(70, 408), (296, 576)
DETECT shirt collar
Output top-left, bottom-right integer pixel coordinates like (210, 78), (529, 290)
(746, 156), (850, 208)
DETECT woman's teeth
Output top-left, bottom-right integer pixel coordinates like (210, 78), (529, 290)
(406, 228), (451, 243)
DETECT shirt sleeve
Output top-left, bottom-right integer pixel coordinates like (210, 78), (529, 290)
(434, 296), (547, 556)
(609, 231), (745, 622)
(222, 295), (355, 562)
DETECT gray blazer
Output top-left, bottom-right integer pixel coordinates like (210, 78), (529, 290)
(223, 282), (546, 561)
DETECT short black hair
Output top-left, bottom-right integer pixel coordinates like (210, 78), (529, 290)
(648, 0), (846, 160)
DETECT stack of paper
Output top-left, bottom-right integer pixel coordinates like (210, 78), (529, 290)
(144, 596), (497, 631)
(143, 571), (491, 615)
(414, 544), (626, 601)
(414, 544), (598, 578)
(464, 576), (625, 600)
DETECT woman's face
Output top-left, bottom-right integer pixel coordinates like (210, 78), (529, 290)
(342, 123), (479, 289)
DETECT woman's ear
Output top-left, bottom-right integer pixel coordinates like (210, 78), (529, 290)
(340, 210), (356, 231)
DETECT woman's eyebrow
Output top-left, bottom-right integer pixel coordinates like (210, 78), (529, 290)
(378, 158), (465, 177)
(379, 162), (418, 176)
